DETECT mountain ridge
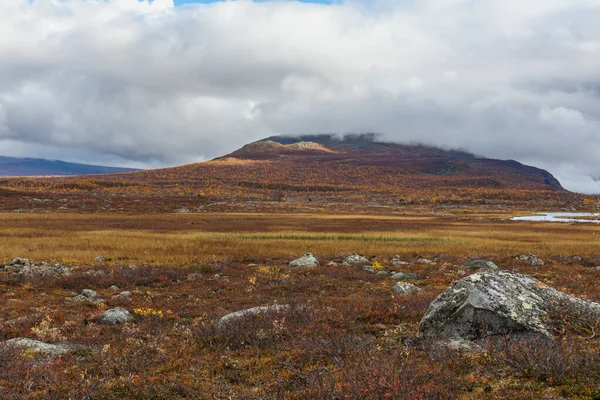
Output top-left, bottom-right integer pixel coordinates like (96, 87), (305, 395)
(0, 156), (138, 177)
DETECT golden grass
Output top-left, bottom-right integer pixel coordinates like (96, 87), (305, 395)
(1, 212), (599, 265)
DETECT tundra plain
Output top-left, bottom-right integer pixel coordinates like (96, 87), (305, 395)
(1, 211), (600, 399)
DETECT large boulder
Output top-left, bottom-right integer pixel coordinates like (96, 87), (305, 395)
(216, 304), (290, 331)
(419, 270), (600, 342)
(289, 253), (319, 268)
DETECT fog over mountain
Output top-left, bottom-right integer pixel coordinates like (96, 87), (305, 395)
(1, 0), (600, 192)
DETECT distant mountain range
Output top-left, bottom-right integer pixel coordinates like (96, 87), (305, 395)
(0, 156), (138, 177)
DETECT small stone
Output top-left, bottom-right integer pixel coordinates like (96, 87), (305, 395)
(94, 256), (107, 264)
(98, 308), (134, 325)
(289, 253), (319, 268)
(4, 338), (75, 356)
(342, 254), (370, 267)
(81, 289), (98, 299)
(393, 281), (421, 295)
(391, 272), (424, 280)
(215, 304), (290, 330)
(458, 260), (499, 270)
(108, 285), (119, 291)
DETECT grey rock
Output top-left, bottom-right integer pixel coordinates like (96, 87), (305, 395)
(518, 254), (544, 266)
(84, 270), (107, 278)
(391, 272), (424, 280)
(209, 274), (231, 283)
(391, 260), (410, 266)
(108, 285), (120, 291)
(94, 256), (107, 264)
(81, 289), (98, 299)
(417, 259), (436, 265)
(4, 338), (75, 356)
(457, 260), (499, 270)
(393, 281), (421, 295)
(342, 254), (370, 267)
(19, 263), (71, 280)
(289, 253), (319, 268)
(216, 304), (290, 330)
(418, 270), (600, 342)
(9, 257), (30, 267)
(99, 307), (134, 325)
(326, 261), (338, 267)
(111, 291), (132, 301)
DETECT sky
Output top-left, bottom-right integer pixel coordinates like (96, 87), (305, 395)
(1, 0), (600, 193)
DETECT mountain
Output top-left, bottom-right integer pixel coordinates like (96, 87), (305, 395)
(0, 134), (569, 210)
(0, 156), (138, 177)
(220, 134), (564, 191)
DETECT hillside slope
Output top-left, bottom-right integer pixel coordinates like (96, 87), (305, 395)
(221, 134), (563, 191)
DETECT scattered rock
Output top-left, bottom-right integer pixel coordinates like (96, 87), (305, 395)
(4, 338), (76, 356)
(84, 270), (107, 278)
(108, 285), (120, 291)
(418, 270), (600, 343)
(175, 208), (191, 213)
(518, 254), (544, 266)
(247, 263), (258, 267)
(457, 260), (499, 270)
(391, 272), (424, 280)
(112, 291), (132, 301)
(19, 263), (71, 280)
(289, 253), (319, 268)
(393, 281), (421, 295)
(391, 259), (410, 266)
(209, 274), (231, 283)
(216, 304), (290, 330)
(326, 261), (338, 267)
(94, 256), (107, 264)
(342, 254), (370, 267)
(4, 257), (31, 271)
(98, 308), (134, 325)
(417, 259), (436, 265)
(81, 289), (98, 299)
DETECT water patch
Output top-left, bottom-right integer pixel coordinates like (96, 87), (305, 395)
(511, 212), (600, 223)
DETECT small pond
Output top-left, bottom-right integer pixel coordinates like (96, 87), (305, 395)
(510, 212), (600, 224)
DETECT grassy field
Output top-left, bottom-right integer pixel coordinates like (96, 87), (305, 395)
(1, 212), (599, 266)
(1, 212), (600, 399)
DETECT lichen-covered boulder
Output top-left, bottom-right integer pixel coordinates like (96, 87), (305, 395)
(4, 338), (76, 356)
(393, 281), (421, 295)
(418, 270), (600, 341)
(289, 253), (319, 268)
(216, 304), (290, 330)
(342, 254), (370, 267)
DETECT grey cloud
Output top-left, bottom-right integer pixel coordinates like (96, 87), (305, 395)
(1, 0), (600, 193)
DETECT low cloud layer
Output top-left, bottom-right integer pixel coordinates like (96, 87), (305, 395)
(1, 0), (600, 192)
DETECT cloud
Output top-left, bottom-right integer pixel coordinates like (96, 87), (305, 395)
(1, 0), (600, 192)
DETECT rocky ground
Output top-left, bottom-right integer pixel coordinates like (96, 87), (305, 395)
(1, 252), (600, 399)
